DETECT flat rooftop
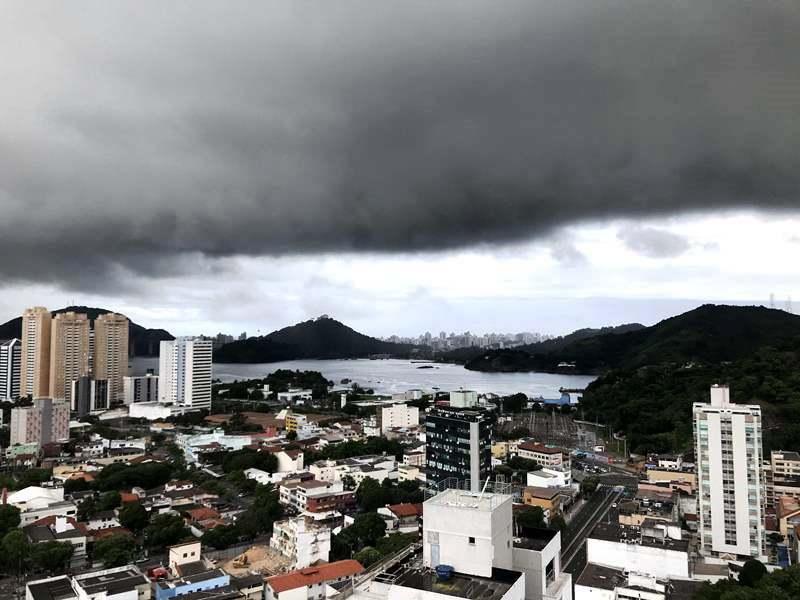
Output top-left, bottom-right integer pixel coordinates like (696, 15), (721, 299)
(576, 563), (625, 591)
(28, 577), (77, 600)
(590, 522), (689, 553)
(424, 488), (512, 512)
(76, 568), (148, 596)
(395, 567), (521, 600)
(513, 527), (558, 551)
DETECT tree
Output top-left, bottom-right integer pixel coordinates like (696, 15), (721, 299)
(580, 477), (600, 497)
(144, 513), (189, 550)
(77, 496), (97, 521)
(202, 525), (240, 550)
(1, 529), (29, 574)
(353, 547), (382, 568)
(0, 505), (20, 538)
(94, 534), (136, 567)
(503, 393), (527, 413)
(64, 477), (92, 494)
(355, 478), (390, 512)
(351, 512), (387, 548)
(285, 430), (298, 441)
(97, 491), (122, 511)
(341, 475), (357, 491)
(739, 559), (767, 587)
(119, 502), (149, 533)
(30, 541), (73, 573)
(549, 515), (567, 532)
(516, 506), (546, 530)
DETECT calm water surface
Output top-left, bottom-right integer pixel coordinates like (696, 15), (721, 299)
(132, 357), (594, 398)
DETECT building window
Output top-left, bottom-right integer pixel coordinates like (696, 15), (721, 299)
(468, 537), (475, 545)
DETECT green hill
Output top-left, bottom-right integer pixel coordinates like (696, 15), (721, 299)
(0, 305), (173, 357)
(465, 305), (800, 373)
(213, 316), (417, 363)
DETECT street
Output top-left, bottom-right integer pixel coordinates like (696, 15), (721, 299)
(560, 486), (622, 575)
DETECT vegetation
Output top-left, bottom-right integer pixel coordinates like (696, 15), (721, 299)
(0, 505), (21, 538)
(466, 305), (800, 373)
(354, 478), (423, 512)
(582, 342), (800, 453)
(144, 513), (190, 550)
(331, 513), (388, 559)
(93, 533), (138, 567)
(94, 462), (174, 492)
(212, 316), (417, 363)
(118, 502), (149, 532)
(304, 437), (405, 463)
(693, 561), (800, 599)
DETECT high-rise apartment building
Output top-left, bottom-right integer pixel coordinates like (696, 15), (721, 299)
(159, 338), (212, 412)
(10, 397), (70, 446)
(71, 376), (109, 417)
(693, 385), (766, 560)
(20, 306), (52, 398)
(426, 406), (492, 492)
(0, 338), (21, 400)
(93, 313), (129, 405)
(123, 373), (159, 404)
(49, 312), (90, 405)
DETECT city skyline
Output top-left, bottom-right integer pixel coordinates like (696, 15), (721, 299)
(0, 3), (799, 338)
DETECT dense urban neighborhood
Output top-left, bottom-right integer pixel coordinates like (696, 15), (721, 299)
(0, 305), (797, 600)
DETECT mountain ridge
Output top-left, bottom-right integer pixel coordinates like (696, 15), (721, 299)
(464, 304), (800, 373)
(213, 316), (418, 363)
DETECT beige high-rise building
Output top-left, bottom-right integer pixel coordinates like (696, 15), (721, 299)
(93, 313), (129, 405)
(49, 312), (90, 404)
(20, 306), (52, 398)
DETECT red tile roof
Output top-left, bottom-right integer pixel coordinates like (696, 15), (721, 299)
(518, 442), (563, 454)
(266, 560), (364, 593)
(185, 507), (220, 522)
(386, 503), (423, 518)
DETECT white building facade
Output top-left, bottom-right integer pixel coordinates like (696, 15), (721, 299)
(159, 338), (212, 412)
(693, 385), (766, 560)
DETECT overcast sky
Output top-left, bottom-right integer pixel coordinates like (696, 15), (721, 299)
(1, 2), (798, 337)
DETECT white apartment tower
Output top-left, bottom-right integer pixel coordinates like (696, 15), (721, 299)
(693, 385), (766, 561)
(0, 338), (21, 400)
(159, 338), (212, 412)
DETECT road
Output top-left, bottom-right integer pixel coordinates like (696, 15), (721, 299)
(560, 486), (622, 575)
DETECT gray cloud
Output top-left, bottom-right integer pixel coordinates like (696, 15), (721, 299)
(1, 1), (799, 289)
(549, 240), (588, 267)
(617, 226), (691, 258)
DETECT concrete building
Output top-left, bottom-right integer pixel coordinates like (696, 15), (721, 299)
(449, 389), (478, 408)
(767, 450), (800, 508)
(377, 403), (419, 433)
(27, 566), (152, 600)
(20, 306), (51, 398)
(693, 385), (766, 560)
(586, 522), (689, 580)
(0, 338), (21, 401)
(574, 564), (702, 600)
(426, 406), (492, 492)
(93, 313), (129, 405)
(526, 467), (571, 489)
(367, 486), (572, 600)
(271, 516), (332, 568)
(71, 376), (109, 416)
(10, 397), (70, 446)
(159, 338), (212, 412)
(49, 311), (90, 404)
(517, 443), (570, 476)
(123, 373), (159, 404)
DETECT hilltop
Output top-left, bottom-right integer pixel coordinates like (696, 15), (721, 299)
(0, 306), (173, 357)
(465, 305), (800, 373)
(213, 316), (417, 363)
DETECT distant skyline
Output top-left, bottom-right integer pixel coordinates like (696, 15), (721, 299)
(1, 3), (798, 337)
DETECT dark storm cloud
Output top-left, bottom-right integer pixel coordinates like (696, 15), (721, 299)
(1, 0), (799, 288)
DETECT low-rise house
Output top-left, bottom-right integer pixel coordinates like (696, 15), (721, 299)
(24, 516), (88, 563)
(526, 467), (571, 488)
(265, 560), (364, 600)
(87, 510), (121, 531)
(155, 568), (232, 600)
(377, 503), (422, 534)
(522, 486), (574, 519)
